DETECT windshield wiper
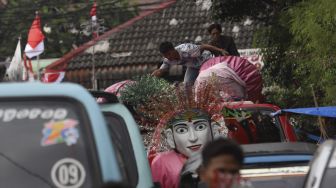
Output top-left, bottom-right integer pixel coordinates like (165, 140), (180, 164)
(0, 152), (53, 188)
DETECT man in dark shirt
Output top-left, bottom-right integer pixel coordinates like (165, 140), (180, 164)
(207, 23), (240, 57)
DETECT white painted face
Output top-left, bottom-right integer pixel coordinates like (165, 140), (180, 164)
(165, 118), (212, 157)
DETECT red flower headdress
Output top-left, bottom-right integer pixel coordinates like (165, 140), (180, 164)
(136, 80), (228, 153)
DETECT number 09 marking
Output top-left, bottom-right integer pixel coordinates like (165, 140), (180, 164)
(51, 158), (86, 188)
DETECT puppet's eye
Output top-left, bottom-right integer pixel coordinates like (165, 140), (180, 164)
(195, 123), (208, 131)
(175, 126), (188, 134)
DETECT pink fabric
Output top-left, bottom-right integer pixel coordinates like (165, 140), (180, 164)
(200, 56), (263, 102)
(104, 80), (134, 97)
(151, 151), (187, 188)
(97, 80), (134, 103)
(196, 62), (246, 100)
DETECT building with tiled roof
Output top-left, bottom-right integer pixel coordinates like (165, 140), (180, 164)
(47, 0), (267, 89)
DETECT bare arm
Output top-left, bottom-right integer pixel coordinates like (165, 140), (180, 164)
(151, 61), (169, 77)
(200, 44), (229, 55)
(151, 68), (169, 77)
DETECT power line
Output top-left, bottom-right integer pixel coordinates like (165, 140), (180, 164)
(0, 1), (163, 18)
(0, 10), (136, 26)
(0, 4), (164, 26)
(1, 0), (119, 12)
(1, 6), (137, 21)
(0, 0), (169, 40)
(0, 2), (124, 20)
(0, 10), (139, 27)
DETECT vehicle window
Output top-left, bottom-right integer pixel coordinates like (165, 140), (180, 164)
(103, 112), (138, 187)
(320, 168), (336, 188)
(241, 165), (310, 177)
(224, 107), (283, 144)
(305, 144), (333, 188)
(243, 154), (313, 171)
(328, 147), (336, 168)
(0, 98), (98, 188)
(316, 145), (336, 188)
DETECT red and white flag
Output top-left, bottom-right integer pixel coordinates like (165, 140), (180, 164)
(90, 1), (98, 38)
(90, 1), (97, 22)
(24, 12), (45, 59)
(42, 69), (65, 83)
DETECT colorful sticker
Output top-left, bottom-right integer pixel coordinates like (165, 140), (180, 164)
(41, 119), (79, 146)
(51, 158), (86, 188)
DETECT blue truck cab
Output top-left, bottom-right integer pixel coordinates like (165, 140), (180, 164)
(0, 83), (124, 188)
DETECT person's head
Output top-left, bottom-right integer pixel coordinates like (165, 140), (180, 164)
(254, 62), (262, 70)
(207, 23), (222, 41)
(159, 41), (180, 61)
(164, 109), (214, 157)
(200, 138), (244, 186)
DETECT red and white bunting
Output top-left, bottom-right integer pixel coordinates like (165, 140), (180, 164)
(42, 69), (65, 83)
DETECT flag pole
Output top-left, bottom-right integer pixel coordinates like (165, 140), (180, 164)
(94, 26), (99, 89)
(91, 1), (98, 90)
(24, 11), (44, 82)
(18, 35), (23, 81)
(35, 11), (40, 82)
(91, 24), (96, 90)
(37, 55), (40, 81)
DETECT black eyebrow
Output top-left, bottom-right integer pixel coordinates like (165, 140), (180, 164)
(173, 123), (188, 128)
(193, 120), (208, 125)
(173, 119), (209, 127)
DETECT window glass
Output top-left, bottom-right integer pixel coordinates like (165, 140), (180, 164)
(305, 144), (332, 188)
(103, 112), (138, 187)
(224, 107), (283, 144)
(0, 99), (95, 188)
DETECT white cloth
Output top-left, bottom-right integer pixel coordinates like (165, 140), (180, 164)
(6, 40), (23, 81)
(160, 43), (213, 69)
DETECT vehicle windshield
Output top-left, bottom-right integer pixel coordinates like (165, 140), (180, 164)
(224, 107), (284, 144)
(0, 98), (96, 188)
